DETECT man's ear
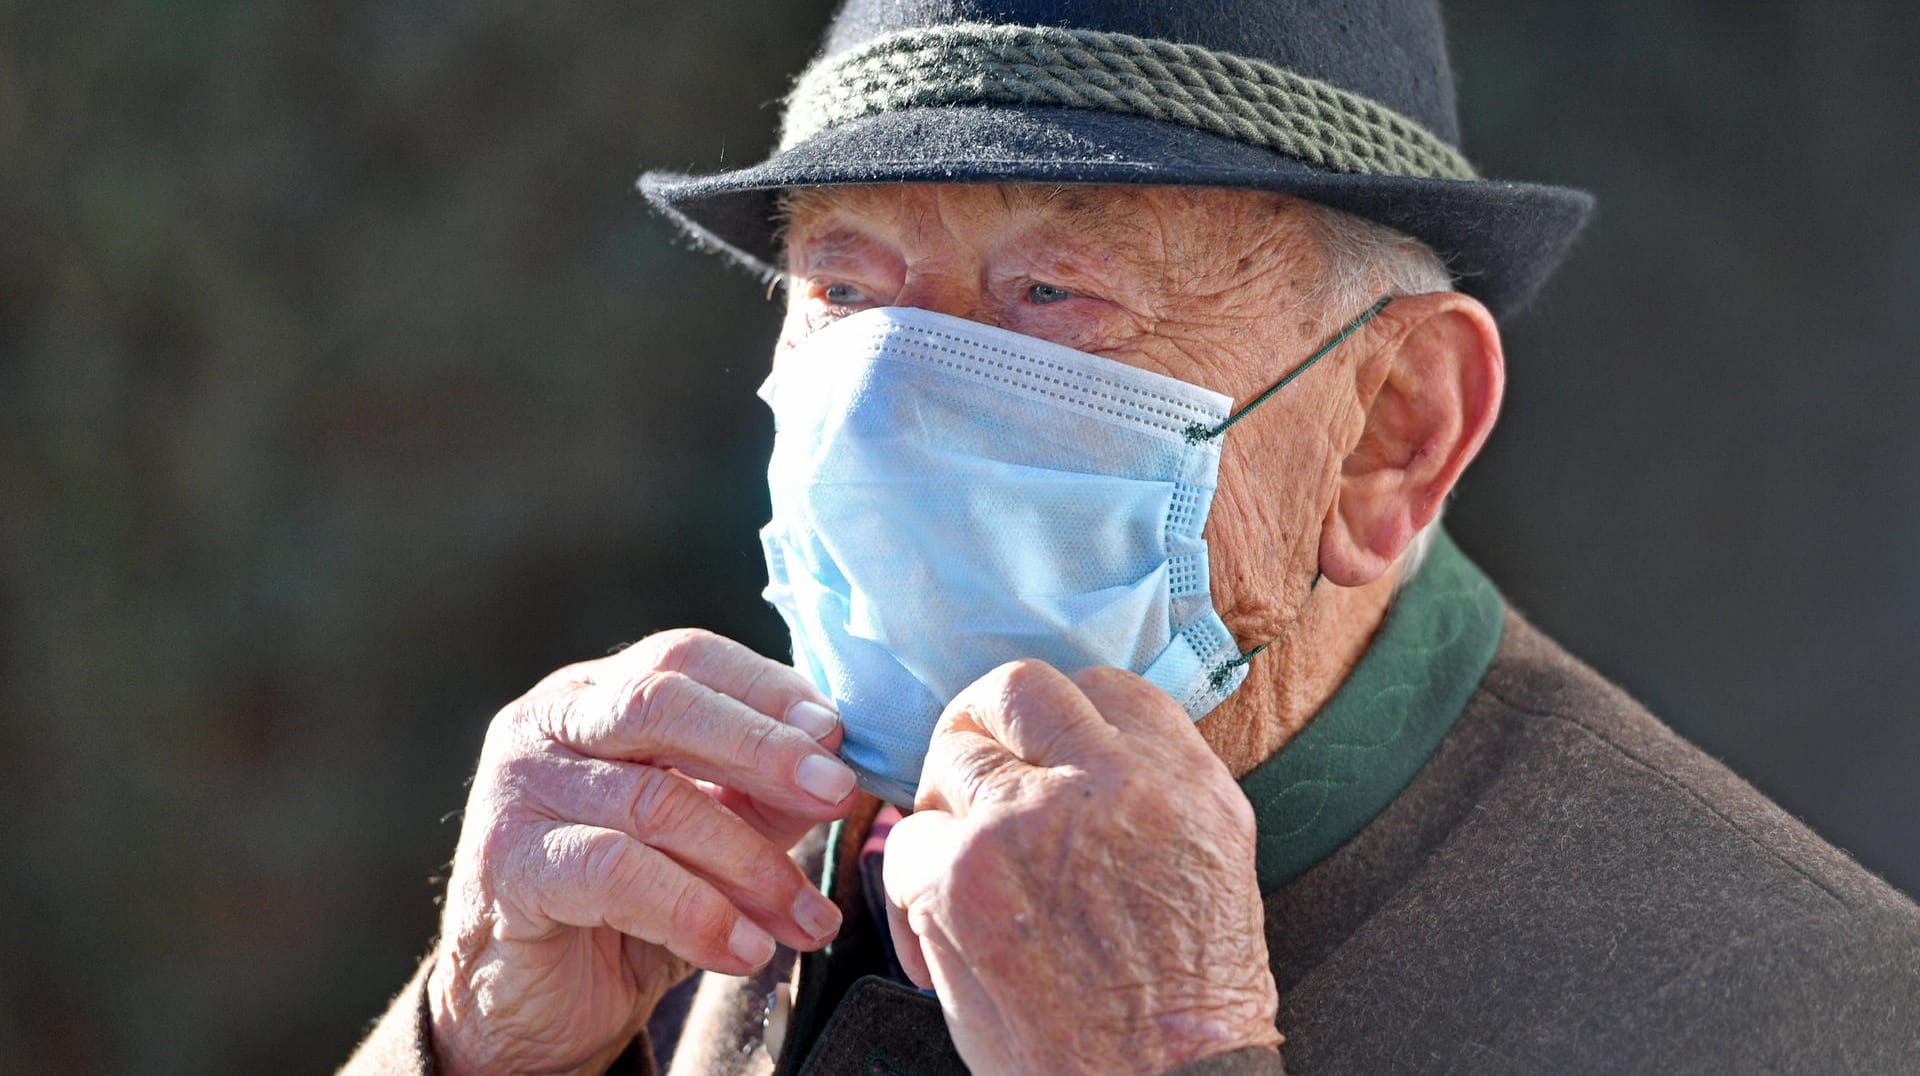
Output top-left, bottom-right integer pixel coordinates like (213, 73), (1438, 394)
(1319, 292), (1504, 587)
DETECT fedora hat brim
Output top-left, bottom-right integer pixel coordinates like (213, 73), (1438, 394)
(640, 104), (1594, 317)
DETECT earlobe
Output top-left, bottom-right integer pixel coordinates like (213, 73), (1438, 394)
(1319, 293), (1504, 587)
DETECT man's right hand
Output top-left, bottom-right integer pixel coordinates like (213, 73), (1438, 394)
(425, 628), (858, 1075)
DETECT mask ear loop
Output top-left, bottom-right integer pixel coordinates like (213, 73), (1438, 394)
(1190, 295), (1394, 691)
(1207, 572), (1321, 692)
(1184, 296), (1392, 445)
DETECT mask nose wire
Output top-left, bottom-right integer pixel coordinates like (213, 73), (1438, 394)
(1183, 295), (1393, 445)
(1190, 295), (1394, 692)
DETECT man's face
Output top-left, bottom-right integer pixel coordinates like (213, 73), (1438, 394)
(777, 183), (1373, 753)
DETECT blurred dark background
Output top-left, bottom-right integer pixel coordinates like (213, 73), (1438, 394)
(2, 1), (1914, 1071)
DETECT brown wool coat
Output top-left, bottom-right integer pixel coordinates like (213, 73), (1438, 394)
(344, 610), (1920, 1075)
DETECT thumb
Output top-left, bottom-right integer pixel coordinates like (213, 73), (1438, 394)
(880, 808), (966, 990)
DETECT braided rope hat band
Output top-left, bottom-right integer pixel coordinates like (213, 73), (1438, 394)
(638, 0), (1595, 316)
(782, 24), (1477, 183)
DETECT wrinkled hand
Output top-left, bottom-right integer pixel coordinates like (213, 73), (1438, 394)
(426, 629), (859, 1075)
(883, 661), (1282, 1075)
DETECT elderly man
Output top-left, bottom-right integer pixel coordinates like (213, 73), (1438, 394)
(346, 2), (1920, 1073)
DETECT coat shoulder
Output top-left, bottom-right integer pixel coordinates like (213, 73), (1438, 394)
(1476, 609), (1908, 913)
(1268, 609), (1920, 1075)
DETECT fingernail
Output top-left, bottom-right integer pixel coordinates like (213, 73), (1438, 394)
(729, 919), (776, 968)
(785, 699), (840, 741)
(793, 888), (842, 942)
(796, 753), (857, 804)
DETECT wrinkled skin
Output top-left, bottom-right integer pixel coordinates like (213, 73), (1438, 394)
(883, 661), (1282, 1073)
(778, 184), (1500, 1073)
(426, 630), (859, 1074)
(417, 182), (1502, 1074)
(777, 183), (1471, 772)
(778, 184), (1326, 1073)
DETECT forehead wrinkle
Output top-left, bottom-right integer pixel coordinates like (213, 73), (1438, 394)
(779, 188), (913, 275)
(779, 185), (1317, 308)
(786, 183), (1154, 242)
(1035, 188), (1300, 309)
(778, 186), (895, 241)
(793, 226), (874, 270)
(1016, 185), (1157, 246)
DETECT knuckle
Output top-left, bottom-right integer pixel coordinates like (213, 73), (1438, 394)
(734, 660), (778, 710)
(637, 627), (717, 673)
(668, 878), (731, 946)
(731, 717), (782, 771)
(943, 739), (1012, 805)
(578, 827), (639, 887)
(476, 750), (550, 813)
(1077, 665), (1179, 724)
(1069, 664), (1145, 696)
(486, 695), (541, 751)
(744, 843), (803, 897)
(993, 658), (1061, 694)
(629, 669), (695, 731)
(628, 769), (700, 841)
(499, 685), (583, 750)
(981, 659), (1078, 718)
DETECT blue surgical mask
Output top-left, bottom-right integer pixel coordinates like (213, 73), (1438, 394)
(758, 299), (1388, 808)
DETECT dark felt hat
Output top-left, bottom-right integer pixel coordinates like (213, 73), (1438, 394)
(639, 0), (1593, 316)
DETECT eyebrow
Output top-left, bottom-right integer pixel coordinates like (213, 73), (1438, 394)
(776, 184), (1171, 285)
(1014, 185), (1147, 237)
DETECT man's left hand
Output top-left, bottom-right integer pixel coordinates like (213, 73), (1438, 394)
(882, 660), (1283, 1075)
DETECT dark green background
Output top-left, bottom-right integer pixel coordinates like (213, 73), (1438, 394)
(3, 2), (1915, 1071)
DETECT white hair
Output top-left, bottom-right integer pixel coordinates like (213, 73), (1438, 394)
(1293, 201), (1456, 586)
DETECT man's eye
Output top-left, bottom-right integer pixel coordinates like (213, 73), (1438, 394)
(822, 282), (867, 305)
(1027, 283), (1072, 305)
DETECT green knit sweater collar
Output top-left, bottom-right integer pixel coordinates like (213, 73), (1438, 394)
(1239, 529), (1504, 894)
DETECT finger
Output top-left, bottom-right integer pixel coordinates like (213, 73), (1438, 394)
(944, 659), (1114, 767)
(674, 687), (849, 850)
(541, 756), (843, 950)
(703, 782), (847, 850)
(547, 670), (858, 816)
(1067, 665), (1195, 739)
(534, 632), (843, 746)
(915, 659), (1112, 814)
(516, 822), (779, 977)
(790, 701), (845, 754)
(913, 718), (1021, 817)
(881, 808), (967, 990)
(617, 628), (836, 727)
(886, 884), (935, 990)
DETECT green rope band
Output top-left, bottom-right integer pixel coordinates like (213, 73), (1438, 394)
(781, 24), (1477, 182)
